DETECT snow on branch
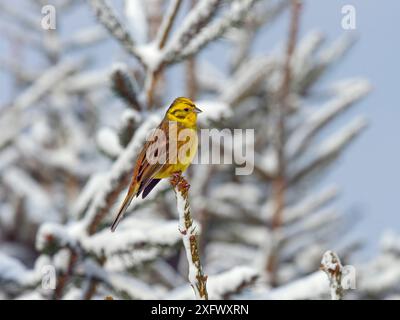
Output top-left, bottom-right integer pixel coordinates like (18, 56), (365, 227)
(169, 266), (258, 300)
(319, 34), (356, 67)
(261, 270), (329, 300)
(208, 266), (258, 299)
(62, 26), (107, 51)
(262, 185), (339, 224)
(0, 253), (37, 288)
(12, 58), (86, 111)
(0, 2), (41, 31)
(320, 250), (345, 300)
(282, 208), (341, 246)
(177, 0), (258, 62)
(286, 187), (338, 224)
(287, 78), (371, 159)
(88, 0), (144, 65)
(155, 0), (183, 49)
(296, 34), (356, 94)
(291, 31), (325, 91)
(170, 172), (208, 300)
(71, 173), (108, 219)
(162, 0), (222, 64)
(124, 0), (148, 45)
(81, 219), (181, 270)
(96, 127), (123, 159)
(0, 58), (86, 150)
(290, 117), (368, 184)
(2, 167), (59, 225)
(80, 259), (164, 299)
(220, 55), (275, 105)
(57, 68), (110, 94)
(380, 231), (400, 255)
(36, 223), (79, 254)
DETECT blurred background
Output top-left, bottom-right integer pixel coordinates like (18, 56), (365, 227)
(0, 0), (399, 300)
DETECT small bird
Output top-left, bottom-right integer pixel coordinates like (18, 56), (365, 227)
(111, 97), (202, 232)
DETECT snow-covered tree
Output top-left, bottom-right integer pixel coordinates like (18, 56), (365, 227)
(0, 0), (398, 300)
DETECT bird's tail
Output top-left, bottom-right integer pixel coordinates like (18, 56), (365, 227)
(111, 185), (137, 232)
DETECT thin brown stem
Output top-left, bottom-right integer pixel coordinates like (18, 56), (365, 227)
(186, 57), (198, 99)
(267, 0), (302, 285)
(156, 0), (183, 49)
(185, 0), (198, 99)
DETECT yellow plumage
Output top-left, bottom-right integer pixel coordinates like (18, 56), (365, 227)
(111, 97), (201, 231)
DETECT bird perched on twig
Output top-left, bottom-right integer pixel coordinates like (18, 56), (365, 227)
(111, 97), (202, 231)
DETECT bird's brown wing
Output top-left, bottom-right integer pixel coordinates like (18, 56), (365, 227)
(133, 120), (171, 194)
(111, 120), (170, 232)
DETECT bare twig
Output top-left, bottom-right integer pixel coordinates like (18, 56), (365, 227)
(170, 172), (208, 300)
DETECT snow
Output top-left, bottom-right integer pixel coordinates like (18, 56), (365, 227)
(2, 167), (57, 224)
(211, 183), (262, 205)
(163, 0), (222, 62)
(53, 248), (72, 273)
(58, 68), (110, 93)
(169, 266), (258, 300)
(220, 55), (275, 104)
(207, 266), (258, 299)
(14, 58), (85, 111)
(0, 252), (31, 285)
(381, 230), (400, 254)
(262, 271), (329, 300)
(124, 0), (148, 44)
(283, 186), (339, 223)
(316, 117), (367, 156)
(96, 127), (123, 158)
(196, 100), (232, 125)
(36, 222), (77, 252)
(179, 0), (257, 60)
(72, 173), (108, 219)
(107, 272), (164, 299)
(292, 31), (325, 78)
(62, 26), (107, 50)
(81, 219), (181, 257)
(287, 79), (371, 159)
(1, 0), (393, 302)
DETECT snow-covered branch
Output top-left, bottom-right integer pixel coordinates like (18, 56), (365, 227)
(155, 0), (183, 49)
(320, 250), (345, 300)
(170, 172), (208, 300)
(88, 0), (145, 65)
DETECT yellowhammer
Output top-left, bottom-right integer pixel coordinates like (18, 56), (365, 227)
(111, 97), (202, 231)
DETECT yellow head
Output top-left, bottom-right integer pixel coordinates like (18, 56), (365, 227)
(166, 97), (202, 128)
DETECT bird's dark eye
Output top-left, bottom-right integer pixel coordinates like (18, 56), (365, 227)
(184, 108), (189, 112)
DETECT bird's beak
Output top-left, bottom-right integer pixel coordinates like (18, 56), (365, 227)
(194, 106), (202, 114)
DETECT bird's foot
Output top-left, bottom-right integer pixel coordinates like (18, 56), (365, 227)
(170, 171), (190, 192)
